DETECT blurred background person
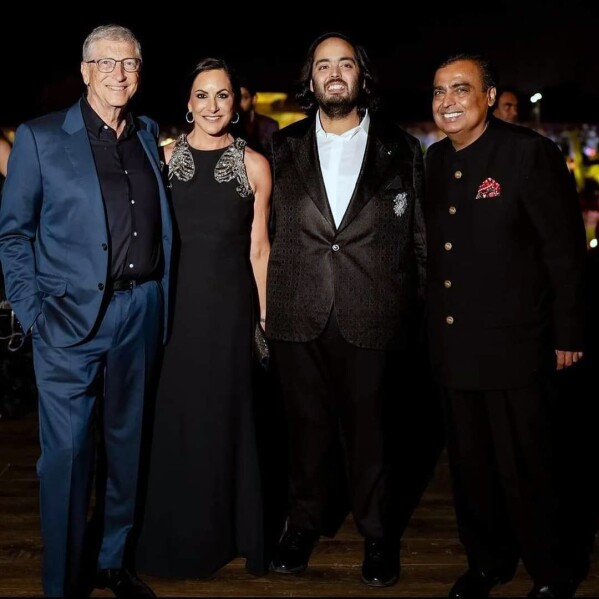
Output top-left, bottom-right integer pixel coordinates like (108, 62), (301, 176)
(492, 86), (520, 123)
(136, 57), (272, 579)
(237, 78), (279, 160)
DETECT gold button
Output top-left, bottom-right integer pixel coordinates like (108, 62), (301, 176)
(444, 280), (452, 288)
(449, 206), (457, 215)
(454, 170), (462, 179)
(446, 316), (454, 325)
(444, 242), (452, 251)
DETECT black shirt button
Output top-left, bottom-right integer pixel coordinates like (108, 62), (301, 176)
(98, 283), (105, 290)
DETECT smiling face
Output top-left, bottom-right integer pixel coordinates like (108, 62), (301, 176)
(81, 38), (140, 117)
(187, 68), (236, 137)
(432, 59), (496, 150)
(310, 36), (361, 118)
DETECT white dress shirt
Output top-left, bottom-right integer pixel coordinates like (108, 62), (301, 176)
(316, 110), (370, 228)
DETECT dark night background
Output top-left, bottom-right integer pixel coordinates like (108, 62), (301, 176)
(1, 1), (598, 128)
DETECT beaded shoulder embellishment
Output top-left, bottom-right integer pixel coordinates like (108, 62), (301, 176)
(214, 138), (252, 198)
(168, 134), (194, 182)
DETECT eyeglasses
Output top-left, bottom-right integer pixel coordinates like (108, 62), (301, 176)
(85, 58), (142, 73)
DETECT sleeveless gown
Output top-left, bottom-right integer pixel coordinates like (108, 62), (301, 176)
(136, 137), (265, 578)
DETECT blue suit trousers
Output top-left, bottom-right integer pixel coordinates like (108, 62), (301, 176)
(32, 281), (162, 597)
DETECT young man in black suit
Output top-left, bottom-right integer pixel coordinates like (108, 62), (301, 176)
(425, 53), (590, 599)
(265, 32), (427, 587)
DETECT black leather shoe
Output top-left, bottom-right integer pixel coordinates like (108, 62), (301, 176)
(449, 567), (515, 599)
(270, 526), (319, 574)
(360, 539), (400, 587)
(95, 568), (156, 598)
(526, 580), (579, 598)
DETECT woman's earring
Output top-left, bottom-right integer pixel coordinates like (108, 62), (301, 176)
(185, 111), (194, 124)
(230, 112), (240, 125)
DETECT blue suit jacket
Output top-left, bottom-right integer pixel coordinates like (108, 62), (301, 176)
(0, 100), (172, 348)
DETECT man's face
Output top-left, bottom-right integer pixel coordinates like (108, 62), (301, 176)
(494, 91), (519, 123)
(239, 86), (254, 114)
(432, 59), (495, 149)
(310, 37), (361, 118)
(81, 38), (140, 113)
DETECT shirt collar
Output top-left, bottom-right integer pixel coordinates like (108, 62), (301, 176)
(81, 94), (137, 139)
(450, 117), (492, 156)
(315, 109), (370, 139)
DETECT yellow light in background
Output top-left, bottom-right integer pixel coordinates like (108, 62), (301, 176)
(255, 92), (288, 105)
(274, 112), (307, 128)
(254, 91), (305, 129)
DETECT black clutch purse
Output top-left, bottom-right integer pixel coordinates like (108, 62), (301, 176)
(254, 323), (270, 371)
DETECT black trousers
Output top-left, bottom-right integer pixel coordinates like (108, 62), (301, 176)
(272, 311), (400, 540)
(443, 381), (589, 585)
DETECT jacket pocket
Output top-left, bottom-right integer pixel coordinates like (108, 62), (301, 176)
(36, 273), (67, 297)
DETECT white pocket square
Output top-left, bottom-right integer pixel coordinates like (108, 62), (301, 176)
(393, 192), (408, 217)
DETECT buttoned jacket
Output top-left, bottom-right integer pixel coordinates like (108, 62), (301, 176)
(424, 117), (586, 389)
(266, 114), (426, 350)
(0, 100), (173, 348)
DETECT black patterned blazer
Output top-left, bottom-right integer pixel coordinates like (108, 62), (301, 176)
(266, 114), (426, 350)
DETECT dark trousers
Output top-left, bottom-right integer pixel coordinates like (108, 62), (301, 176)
(272, 310), (399, 540)
(443, 382), (589, 585)
(33, 282), (162, 597)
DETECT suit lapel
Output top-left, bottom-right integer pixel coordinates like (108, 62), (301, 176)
(288, 122), (336, 230)
(137, 127), (173, 239)
(137, 128), (163, 182)
(338, 123), (397, 233)
(62, 102), (104, 215)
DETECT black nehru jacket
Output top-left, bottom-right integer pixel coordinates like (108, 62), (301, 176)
(424, 116), (586, 390)
(81, 96), (162, 282)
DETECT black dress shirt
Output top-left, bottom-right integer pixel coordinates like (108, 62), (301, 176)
(81, 96), (162, 282)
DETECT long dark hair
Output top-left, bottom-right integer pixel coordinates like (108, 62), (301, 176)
(296, 31), (379, 117)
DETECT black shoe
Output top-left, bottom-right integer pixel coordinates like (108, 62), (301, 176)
(95, 568), (156, 598)
(526, 580), (579, 598)
(269, 526), (319, 574)
(449, 567), (515, 599)
(360, 539), (400, 587)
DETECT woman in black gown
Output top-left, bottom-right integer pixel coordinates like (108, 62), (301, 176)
(136, 58), (271, 578)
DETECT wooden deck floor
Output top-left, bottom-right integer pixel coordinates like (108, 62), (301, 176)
(1, 412), (598, 597)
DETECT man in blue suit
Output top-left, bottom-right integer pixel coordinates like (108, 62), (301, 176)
(0, 25), (171, 598)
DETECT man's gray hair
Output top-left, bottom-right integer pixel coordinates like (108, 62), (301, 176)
(82, 24), (142, 61)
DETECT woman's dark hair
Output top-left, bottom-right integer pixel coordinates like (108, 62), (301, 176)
(296, 31), (379, 116)
(186, 57), (241, 108)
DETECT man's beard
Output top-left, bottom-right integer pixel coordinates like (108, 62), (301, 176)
(314, 82), (359, 118)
